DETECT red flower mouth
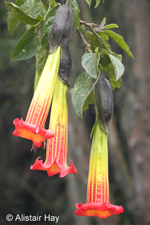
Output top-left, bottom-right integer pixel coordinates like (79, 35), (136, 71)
(75, 202), (124, 219)
(13, 118), (54, 148)
(31, 157), (77, 177)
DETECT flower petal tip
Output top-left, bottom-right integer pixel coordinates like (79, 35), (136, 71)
(30, 157), (45, 170)
(68, 160), (78, 175)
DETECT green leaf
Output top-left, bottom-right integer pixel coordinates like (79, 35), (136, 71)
(20, 0), (39, 17)
(90, 121), (97, 139)
(98, 32), (109, 41)
(86, 31), (111, 53)
(108, 63), (122, 90)
(41, 34), (49, 50)
(100, 17), (106, 27)
(86, 31), (98, 52)
(6, 0), (25, 35)
(103, 24), (119, 30)
(81, 52), (100, 78)
(39, 1), (47, 18)
(86, 31), (93, 39)
(82, 90), (94, 112)
(100, 64), (107, 72)
(5, 2), (42, 25)
(70, 0), (80, 32)
(104, 30), (134, 59)
(15, 0), (27, 7)
(43, 5), (59, 31)
(6, 0), (43, 34)
(34, 70), (40, 92)
(100, 50), (124, 88)
(85, 0), (92, 7)
(78, 25), (85, 33)
(17, 0), (45, 19)
(11, 25), (39, 61)
(35, 46), (49, 76)
(97, 34), (112, 52)
(7, 11), (20, 35)
(109, 54), (124, 81)
(95, 0), (101, 8)
(70, 71), (98, 118)
(100, 53), (111, 67)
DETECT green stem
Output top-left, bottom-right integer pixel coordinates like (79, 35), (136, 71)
(50, 0), (56, 6)
(34, 70), (40, 93)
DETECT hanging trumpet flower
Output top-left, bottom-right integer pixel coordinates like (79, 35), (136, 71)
(5, 0), (134, 220)
(75, 77), (124, 218)
(31, 75), (77, 177)
(13, 0), (74, 149)
(13, 46), (61, 147)
(75, 122), (124, 218)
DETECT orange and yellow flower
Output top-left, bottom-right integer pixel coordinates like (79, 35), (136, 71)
(13, 47), (62, 147)
(31, 75), (77, 177)
(75, 123), (124, 219)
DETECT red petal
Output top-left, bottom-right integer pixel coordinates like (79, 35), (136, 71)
(31, 158), (78, 177)
(13, 118), (54, 147)
(68, 160), (78, 175)
(30, 157), (46, 170)
(75, 202), (124, 219)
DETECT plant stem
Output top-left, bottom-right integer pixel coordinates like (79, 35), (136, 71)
(66, 0), (70, 5)
(80, 20), (99, 28)
(77, 29), (92, 53)
(50, 0), (56, 7)
(80, 20), (102, 41)
(80, 20), (111, 53)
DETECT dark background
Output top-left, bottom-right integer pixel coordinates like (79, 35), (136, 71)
(0, 0), (150, 224)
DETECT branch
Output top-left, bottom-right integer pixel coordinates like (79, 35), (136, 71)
(80, 20), (103, 41)
(80, 20), (111, 53)
(80, 20), (99, 28)
(77, 29), (92, 53)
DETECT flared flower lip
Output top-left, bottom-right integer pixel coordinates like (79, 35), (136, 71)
(30, 157), (78, 178)
(13, 118), (54, 147)
(75, 202), (124, 219)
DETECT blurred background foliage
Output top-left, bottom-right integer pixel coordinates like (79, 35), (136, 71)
(0, 0), (150, 224)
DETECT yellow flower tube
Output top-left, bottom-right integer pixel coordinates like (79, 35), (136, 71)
(13, 47), (61, 148)
(31, 75), (77, 177)
(75, 123), (124, 218)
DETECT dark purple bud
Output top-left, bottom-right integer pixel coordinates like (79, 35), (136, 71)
(94, 76), (114, 131)
(49, 4), (74, 53)
(58, 44), (72, 86)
